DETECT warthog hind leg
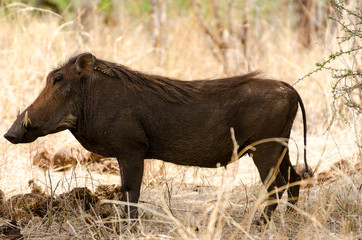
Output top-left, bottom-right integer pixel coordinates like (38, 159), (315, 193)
(251, 142), (300, 224)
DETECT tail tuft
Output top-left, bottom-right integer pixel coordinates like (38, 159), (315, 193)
(302, 166), (314, 179)
(294, 164), (314, 179)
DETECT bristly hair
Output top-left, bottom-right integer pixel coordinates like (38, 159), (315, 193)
(63, 54), (261, 104)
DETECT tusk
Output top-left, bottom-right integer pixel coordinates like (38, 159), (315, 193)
(23, 111), (30, 128)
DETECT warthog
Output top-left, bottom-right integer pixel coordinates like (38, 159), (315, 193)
(4, 53), (311, 223)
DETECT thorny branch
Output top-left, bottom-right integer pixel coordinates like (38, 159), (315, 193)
(296, 0), (361, 148)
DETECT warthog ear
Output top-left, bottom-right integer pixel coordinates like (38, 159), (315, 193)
(75, 52), (95, 75)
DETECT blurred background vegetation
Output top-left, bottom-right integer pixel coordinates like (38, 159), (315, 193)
(0, 0), (337, 50)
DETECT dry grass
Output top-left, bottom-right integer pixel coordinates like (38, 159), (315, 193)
(0, 1), (361, 239)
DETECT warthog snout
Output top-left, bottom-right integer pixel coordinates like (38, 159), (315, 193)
(4, 125), (23, 144)
(4, 111), (32, 144)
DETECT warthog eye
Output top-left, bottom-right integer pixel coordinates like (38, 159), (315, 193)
(54, 74), (63, 83)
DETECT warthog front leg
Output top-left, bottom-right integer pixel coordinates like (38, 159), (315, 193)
(117, 155), (145, 219)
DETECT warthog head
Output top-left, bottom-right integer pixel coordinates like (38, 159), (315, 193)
(4, 53), (94, 144)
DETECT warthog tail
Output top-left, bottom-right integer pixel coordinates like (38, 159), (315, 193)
(282, 82), (313, 179)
